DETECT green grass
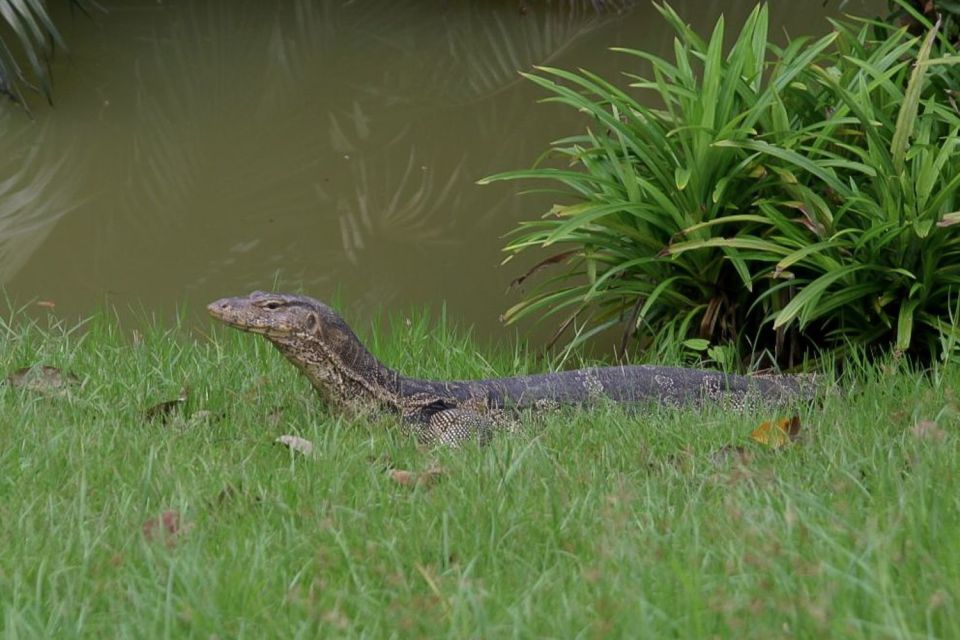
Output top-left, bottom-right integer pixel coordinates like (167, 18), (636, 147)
(1, 306), (958, 638)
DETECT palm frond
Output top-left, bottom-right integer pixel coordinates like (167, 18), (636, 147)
(0, 0), (101, 111)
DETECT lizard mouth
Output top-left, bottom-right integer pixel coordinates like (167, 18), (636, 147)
(206, 299), (239, 324)
(207, 299), (257, 331)
(207, 299), (292, 338)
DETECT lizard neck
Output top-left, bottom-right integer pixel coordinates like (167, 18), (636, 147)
(268, 332), (402, 414)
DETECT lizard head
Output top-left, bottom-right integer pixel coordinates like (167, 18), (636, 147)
(207, 291), (344, 342)
(208, 291), (395, 409)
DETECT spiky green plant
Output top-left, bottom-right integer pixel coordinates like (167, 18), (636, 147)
(670, 17), (960, 361)
(889, 0), (960, 44)
(481, 3), (835, 363)
(486, 1), (960, 366)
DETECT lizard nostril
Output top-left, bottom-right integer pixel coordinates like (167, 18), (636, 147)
(207, 299), (230, 315)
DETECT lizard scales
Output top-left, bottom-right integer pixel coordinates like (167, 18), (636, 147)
(208, 291), (813, 446)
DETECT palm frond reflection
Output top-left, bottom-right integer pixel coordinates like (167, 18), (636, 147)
(0, 116), (81, 282)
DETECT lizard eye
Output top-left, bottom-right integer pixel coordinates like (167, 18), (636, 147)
(263, 301), (282, 310)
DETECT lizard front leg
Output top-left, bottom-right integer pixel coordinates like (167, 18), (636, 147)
(401, 394), (505, 447)
(421, 408), (498, 447)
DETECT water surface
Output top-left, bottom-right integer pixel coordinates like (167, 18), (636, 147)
(1, 0), (884, 343)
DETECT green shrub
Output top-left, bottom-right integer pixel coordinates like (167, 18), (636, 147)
(482, 3), (836, 364)
(888, 0), (960, 45)
(670, 18), (960, 362)
(484, 2), (960, 367)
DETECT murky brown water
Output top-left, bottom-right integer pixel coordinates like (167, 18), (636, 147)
(1, 0), (883, 340)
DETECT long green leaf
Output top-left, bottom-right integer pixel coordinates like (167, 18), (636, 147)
(714, 139), (848, 194)
(891, 19), (940, 173)
(896, 299), (921, 352)
(774, 266), (867, 329)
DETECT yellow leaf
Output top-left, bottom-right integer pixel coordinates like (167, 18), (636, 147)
(750, 416), (801, 448)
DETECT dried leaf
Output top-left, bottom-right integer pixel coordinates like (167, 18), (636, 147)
(389, 466), (444, 488)
(142, 510), (191, 547)
(750, 416), (802, 448)
(782, 415), (801, 439)
(36, 300), (56, 309)
(928, 589), (948, 610)
(508, 250), (576, 290)
(937, 211), (960, 228)
(275, 435), (315, 456)
(389, 470), (418, 486)
(771, 266), (795, 280)
(6, 365), (79, 395)
(146, 387), (189, 422)
(911, 420), (945, 442)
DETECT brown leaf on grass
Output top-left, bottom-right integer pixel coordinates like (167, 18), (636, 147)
(142, 510), (192, 547)
(928, 589), (948, 610)
(146, 387), (189, 422)
(275, 435), (315, 456)
(6, 365), (80, 395)
(911, 420), (945, 442)
(389, 470), (418, 486)
(750, 415), (801, 448)
(389, 465), (445, 488)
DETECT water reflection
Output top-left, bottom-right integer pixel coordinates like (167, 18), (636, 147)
(2, 0), (883, 334)
(0, 114), (81, 284)
(417, 1), (637, 103)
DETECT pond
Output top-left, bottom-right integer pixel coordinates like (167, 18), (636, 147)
(1, 0), (883, 342)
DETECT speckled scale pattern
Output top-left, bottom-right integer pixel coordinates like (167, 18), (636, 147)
(417, 409), (497, 447)
(207, 292), (818, 448)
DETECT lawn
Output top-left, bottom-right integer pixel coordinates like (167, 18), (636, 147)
(1, 307), (958, 638)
